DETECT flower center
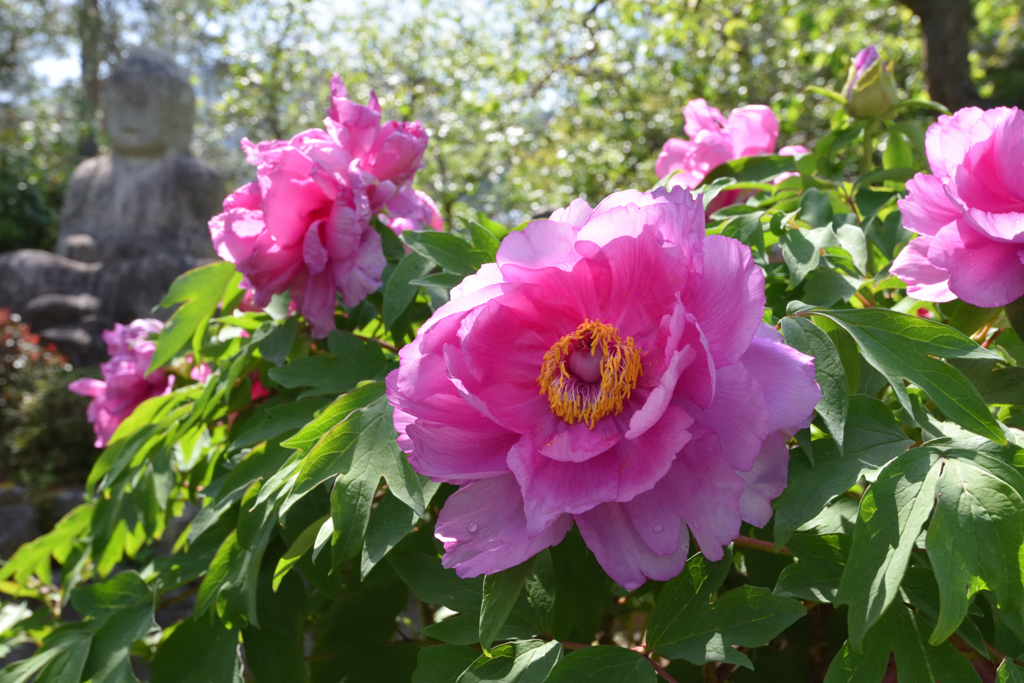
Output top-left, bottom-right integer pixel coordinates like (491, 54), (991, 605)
(537, 319), (642, 429)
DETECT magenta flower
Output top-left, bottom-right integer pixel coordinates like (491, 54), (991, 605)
(386, 188), (820, 589)
(891, 107), (1024, 308)
(656, 100), (806, 212)
(209, 74), (435, 337)
(69, 319), (174, 448)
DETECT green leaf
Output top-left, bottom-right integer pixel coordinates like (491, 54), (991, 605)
(281, 381), (386, 454)
(882, 130), (914, 170)
(648, 549), (804, 668)
(70, 571), (153, 620)
(782, 316), (849, 450)
(773, 395), (912, 546)
(774, 534), (850, 603)
(384, 252), (433, 329)
(926, 451), (1024, 645)
(413, 645), (480, 683)
(150, 619), (243, 683)
(457, 640), (561, 683)
(822, 622), (891, 683)
(479, 560), (535, 651)
(889, 604), (982, 683)
(286, 396), (430, 516)
(1005, 296), (1024, 341)
(403, 231), (491, 276)
(781, 226), (839, 285)
(387, 544), (483, 613)
(149, 261), (238, 372)
(233, 397), (330, 449)
(0, 623), (92, 683)
(361, 490), (422, 578)
(701, 154), (796, 185)
(274, 513), (329, 591)
(257, 317), (298, 366)
(544, 646), (656, 683)
(998, 659), (1024, 683)
(799, 188), (834, 228)
(466, 220), (503, 261)
(806, 307), (1006, 444)
(268, 333), (386, 396)
(806, 85), (847, 104)
(835, 447), (944, 648)
(835, 224), (868, 275)
(720, 212), (766, 257)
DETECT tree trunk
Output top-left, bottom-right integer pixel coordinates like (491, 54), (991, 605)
(78, 0), (102, 158)
(898, 0), (985, 111)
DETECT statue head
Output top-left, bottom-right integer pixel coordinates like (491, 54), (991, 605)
(103, 49), (195, 156)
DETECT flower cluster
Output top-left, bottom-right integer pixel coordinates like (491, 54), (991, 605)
(69, 319), (173, 448)
(891, 106), (1024, 308)
(209, 75), (440, 337)
(656, 99), (807, 212)
(387, 188), (820, 590)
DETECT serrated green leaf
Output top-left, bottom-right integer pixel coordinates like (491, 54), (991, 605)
(782, 316), (848, 450)
(773, 395), (912, 547)
(149, 261), (238, 372)
(807, 307), (1006, 444)
(544, 646), (656, 683)
(926, 451), (1024, 645)
(835, 447), (943, 648)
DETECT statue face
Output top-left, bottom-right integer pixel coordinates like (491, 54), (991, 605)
(105, 79), (173, 156)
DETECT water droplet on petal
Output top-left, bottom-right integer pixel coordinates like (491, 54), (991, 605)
(653, 524), (664, 533)
(467, 523), (479, 533)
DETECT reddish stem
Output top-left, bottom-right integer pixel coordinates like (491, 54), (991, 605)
(733, 534), (793, 557)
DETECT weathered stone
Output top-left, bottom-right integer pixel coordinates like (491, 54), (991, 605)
(0, 485), (38, 560)
(23, 293), (102, 332)
(0, 48), (224, 361)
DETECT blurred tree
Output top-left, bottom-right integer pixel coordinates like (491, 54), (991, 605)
(1, 0), (1021, 252)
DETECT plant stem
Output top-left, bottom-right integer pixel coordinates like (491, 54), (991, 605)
(733, 535), (793, 557)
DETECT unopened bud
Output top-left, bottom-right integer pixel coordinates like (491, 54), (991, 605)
(843, 46), (898, 120)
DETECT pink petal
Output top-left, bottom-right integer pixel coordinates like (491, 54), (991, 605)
(944, 222), (1024, 308)
(209, 209), (264, 265)
(683, 234), (766, 367)
(68, 377), (106, 398)
(436, 473), (573, 578)
(497, 219), (583, 272)
(683, 99), (728, 139)
(890, 237), (955, 302)
(898, 174), (962, 237)
(727, 105), (779, 158)
(736, 433), (790, 527)
(575, 502), (690, 591)
(740, 327), (820, 435)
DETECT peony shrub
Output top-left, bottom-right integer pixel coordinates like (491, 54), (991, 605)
(3, 73), (1024, 683)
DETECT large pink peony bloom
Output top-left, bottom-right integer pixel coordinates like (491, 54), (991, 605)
(209, 75), (438, 337)
(386, 187), (820, 589)
(69, 319), (174, 448)
(656, 99), (807, 212)
(891, 107), (1024, 308)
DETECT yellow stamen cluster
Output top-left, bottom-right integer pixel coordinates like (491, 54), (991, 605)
(538, 319), (643, 429)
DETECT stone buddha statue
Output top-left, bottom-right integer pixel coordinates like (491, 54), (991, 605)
(58, 48), (222, 262)
(0, 49), (224, 363)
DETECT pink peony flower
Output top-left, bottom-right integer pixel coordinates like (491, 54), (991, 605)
(209, 74), (436, 337)
(890, 107), (1024, 308)
(69, 319), (174, 448)
(656, 100), (806, 213)
(386, 187), (820, 589)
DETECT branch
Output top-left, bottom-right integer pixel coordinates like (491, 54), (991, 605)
(733, 535), (793, 557)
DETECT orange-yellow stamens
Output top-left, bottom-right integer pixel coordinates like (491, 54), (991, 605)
(538, 319), (642, 429)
